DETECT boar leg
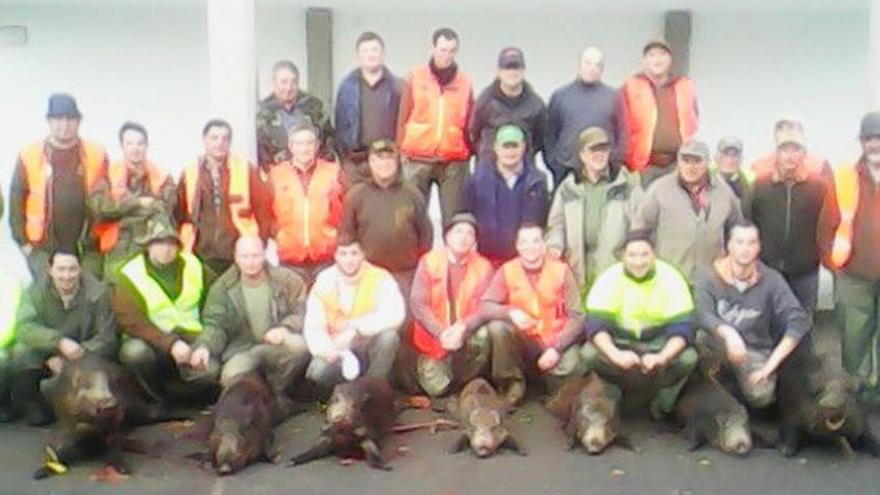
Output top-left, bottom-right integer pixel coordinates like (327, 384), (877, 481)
(562, 421), (578, 450)
(778, 426), (801, 457)
(613, 435), (638, 452)
(501, 436), (528, 456)
(260, 434), (281, 464)
(684, 426), (706, 451)
(853, 430), (880, 457)
(287, 436), (335, 467)
(105, 436), (131, 475)
(361, 438), (391, 471)
(449, 434), (469, 454)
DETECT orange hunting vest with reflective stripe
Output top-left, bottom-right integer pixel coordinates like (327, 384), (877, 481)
(501, 256), (568, 347)
(269, 160), (341, 264)
(19, 140), (106, 245)
(400, 66), (471, 161)
(178, 155), (258, 252)
(94, 160), (167, 253)
(316, 263), (384, 337)
(412, 249), (493, 360)
(829, 164), (860, 270)
(621, 76), (698, 172)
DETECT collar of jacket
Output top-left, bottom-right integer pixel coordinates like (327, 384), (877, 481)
(713, 256), (763, 288)
(263, 91), (315, 113)
(559, 164), (631, 202)
(491, 78), (532, 105)
(636, 72), (681, 88)
(623, 265), (657, 283)
(770, 158), (810, 184)
(356, 66), (392, 87)
(221, 264), (290, 318)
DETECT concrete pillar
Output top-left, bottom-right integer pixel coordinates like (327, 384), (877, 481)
(306, 8), (334, 111)
(207, 0), (257, 163)
(870, 0), (880, 109)
(664, 10), (692, 77)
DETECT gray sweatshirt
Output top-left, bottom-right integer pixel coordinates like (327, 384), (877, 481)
(694, 260), (811, 351)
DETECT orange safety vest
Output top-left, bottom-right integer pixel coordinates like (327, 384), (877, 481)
(411, 248), (493, 360)
(178, 155), (258, 252)
(94, 160), (168, 253)
(501, 256), (568, 347)
(399, 65), (472, 162)
(750, 153), (827, 181)
(269, 160), (342, 265)
(621, 76), (698, 172)
(829, 164), (860, 270)
(19, 140), (106, 245)
(316, 263), (385, 337)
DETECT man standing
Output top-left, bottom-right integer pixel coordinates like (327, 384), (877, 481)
(335, 32), (403, 189)
(478, 223), (584, 404)
(582, 230), (697, 418)
(463, 124), (548, 266)
(620, 39), (699, 187)
(192, 236), (309, 410)
(712, 136), (752, 203)
(341, 139), (433, 297)
(695, 220), (811, 408)
(546, 126), (643, 294)
(411, 213), (495, 397)
(268, 122), (344, 285)
(93, 122), (176, 277)
(750, 118), (832, 182)
(12, 250), (117, 425)
(545, 46), (624, 185)
(304, 236), (404, 396)
(257, 60), (333, 170)
(176, 119), (264, 275)
(637, 140), (742, 280)
(469, 47), (547, 165)
(398, 27), (473, 226)
(10, 94), (108, 276)
(818, 112), (880, 402)
(747, 126), (829, 312)
(113, 220), (218, 403)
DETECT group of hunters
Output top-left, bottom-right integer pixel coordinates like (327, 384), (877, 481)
(2, 27), (880, 438)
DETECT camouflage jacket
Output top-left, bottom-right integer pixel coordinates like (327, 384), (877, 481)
(256, 92), (334, 170)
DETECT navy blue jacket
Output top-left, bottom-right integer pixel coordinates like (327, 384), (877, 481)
(334, 67), (402, 157)
(462, 158), (549, 262)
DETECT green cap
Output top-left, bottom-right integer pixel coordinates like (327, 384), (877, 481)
(494, 125), (526, 145)
(136, 218), (180, 246)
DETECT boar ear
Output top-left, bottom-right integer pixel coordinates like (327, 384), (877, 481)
(502, 435), (528, 456)
(449, 434), (469, 454)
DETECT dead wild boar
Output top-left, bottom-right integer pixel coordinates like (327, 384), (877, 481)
(33, 354), (175, 479)
(546, 373), (635, 455)
(449, 378), (526, 458)
(674, 372), (752, 456)
(777, 347), (880, 458)
(288, 377), (395, 470)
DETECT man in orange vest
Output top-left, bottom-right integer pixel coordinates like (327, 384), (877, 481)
(303, 235), (404, 397)
(9, 94), (108, 276)
(268, 122), (344, 286)
(818, 112), (880, 403)
(397, 27), (474, 227)
(620, 39), (699, 188)
(93, 122), (176, 279)
(750, 118), (833, 183)
(478, 223), (584, 405)
(410, 213), (495, 397)
(175, 119), (266, 275)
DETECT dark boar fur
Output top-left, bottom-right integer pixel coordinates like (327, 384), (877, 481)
(33, 354), (177, 479)
(288, 377), (395, 470)
(675, 371), (753, 456)
(546, 373), (634, 455)
(777, 345), (880, 458)
(448, 378), (526, 458)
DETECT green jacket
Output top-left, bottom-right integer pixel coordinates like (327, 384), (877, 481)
(16, 272), (117, 357)
(256, 92), (334, 169)
(546, 166), (643, 291)
(196, 264), (307, 362)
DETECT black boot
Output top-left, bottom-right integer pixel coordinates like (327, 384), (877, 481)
(12, 370), (53, 426)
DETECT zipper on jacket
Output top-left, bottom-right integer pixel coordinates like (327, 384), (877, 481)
(303, 198), (311, 248)
(783, 183), (792, 271)
(436, 97), (446, 144)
